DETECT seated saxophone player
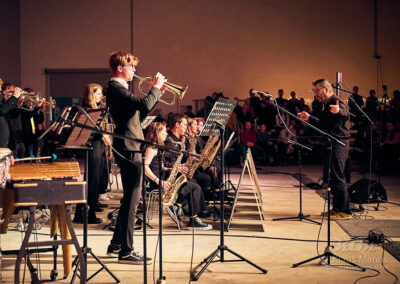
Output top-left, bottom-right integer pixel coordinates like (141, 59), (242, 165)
(163, 115), (212, 230)
(185, 118), (212, 205)
(194, 117), (222, 199)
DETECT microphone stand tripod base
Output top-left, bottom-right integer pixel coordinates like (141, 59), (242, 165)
(293, 246), (366, 271)
(191, 245), (267, 281)
(272, 213), (321, 225)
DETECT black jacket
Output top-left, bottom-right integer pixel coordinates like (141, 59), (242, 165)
(0, 97), (18, 147)
(309, 94), (350, 140)
(106, 80), (161, 152)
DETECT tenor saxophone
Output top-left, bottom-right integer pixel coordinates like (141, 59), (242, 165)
(184, 134), (220, 178)
(199, 135), (220, 170)
(162, 140), (187, 206)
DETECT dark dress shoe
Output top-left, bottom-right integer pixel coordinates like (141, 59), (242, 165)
(88, 210), (103, 224)
(72, 214), (83, 224)
(96, 202), (108, 208)
(88, 216), (103, 224)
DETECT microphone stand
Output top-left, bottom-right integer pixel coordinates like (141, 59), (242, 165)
(272, 138), (321, 225)
(333, 85), (398, 209)
(256, 92), (365, 271)
(333, 83), (374, 126)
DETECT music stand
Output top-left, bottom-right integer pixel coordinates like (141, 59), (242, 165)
(140, 115), (156, 129)
(62, 107), (120, 283)
(192, 98), (267, 281)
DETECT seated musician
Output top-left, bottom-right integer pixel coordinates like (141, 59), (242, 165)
(73, 83), (112, 224)
(162, 115), (212, 230)
(186, 118), (212, 203)
(193, 117), (222, 199)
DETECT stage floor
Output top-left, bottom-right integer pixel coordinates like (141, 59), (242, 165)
(1, 164), (400, 283)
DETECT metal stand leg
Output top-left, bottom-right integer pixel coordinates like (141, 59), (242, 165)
(192, 123), (267, 281)
(273, 149), (320, 225)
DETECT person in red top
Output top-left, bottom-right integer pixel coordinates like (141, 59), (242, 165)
(240, 121), (257, 164)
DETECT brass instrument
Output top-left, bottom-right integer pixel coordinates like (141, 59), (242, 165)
(39, 99), (57, 113)
(133, 74), (188, 106)
(1, 89), (56, 112)
(175, 135), (221, 188)
(200, 135), (221, 170)
(162, 140), (186, 206)
(183, 134), (197, 169)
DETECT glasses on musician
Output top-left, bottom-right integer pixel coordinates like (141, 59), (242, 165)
(123, 65), (135, 70)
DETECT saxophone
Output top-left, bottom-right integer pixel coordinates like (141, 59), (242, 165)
(199, 135), (221, 170)
(162, 139), (187, 206)
(181, 134), (219, 179)
(184, 135), (198, 175)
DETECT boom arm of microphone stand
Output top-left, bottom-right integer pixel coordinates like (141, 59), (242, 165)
(284, 138), (312, 152)
(262, 95), (345, 146)
(64, 120), (197, 158)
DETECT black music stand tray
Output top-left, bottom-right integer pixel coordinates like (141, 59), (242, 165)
(192, 98), (267, 281)
(62, 108), (120, 283)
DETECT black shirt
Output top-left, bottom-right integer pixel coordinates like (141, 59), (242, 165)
(309, 94), (350, 140)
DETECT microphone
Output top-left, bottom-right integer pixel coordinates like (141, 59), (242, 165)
(56, 106), (71, 135)
(213, 119), (225, 129)
(251, 89), (273, 98)
(331, 82), (340, 88)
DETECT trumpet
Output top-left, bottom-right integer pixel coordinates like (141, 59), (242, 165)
(1, 89), (56, 112)
(134, 74), (188, 106)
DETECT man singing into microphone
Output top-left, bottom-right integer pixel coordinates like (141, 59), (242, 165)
(297, 79), (351, 219)
(105, 51), (166, 264)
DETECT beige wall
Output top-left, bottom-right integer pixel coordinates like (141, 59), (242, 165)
(0, 0), (20, 85)
(20, 0), (131, 92)
(133, 0), (400, 103)
(12, 0), (400, 115)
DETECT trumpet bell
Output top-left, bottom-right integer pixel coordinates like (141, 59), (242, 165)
(135, 75), (188, 106)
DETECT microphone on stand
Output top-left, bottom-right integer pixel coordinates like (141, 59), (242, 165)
(251, 89), (273, 99)
(56, 106), (71, 135)
(213, 119), (225, 129)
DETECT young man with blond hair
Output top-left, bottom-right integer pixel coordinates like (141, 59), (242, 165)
(105, 51), (166, 264)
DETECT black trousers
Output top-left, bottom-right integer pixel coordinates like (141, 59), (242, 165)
(177, 179), (206, 216)
(74, 140), (106, 218)
(111, 151), (142, 254)
(193, 170), (211, 196)
(87, 140), (105, 209)
(322, 140), (350, 212)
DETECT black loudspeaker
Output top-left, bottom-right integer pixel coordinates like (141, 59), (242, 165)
(348, 178), (387, 203)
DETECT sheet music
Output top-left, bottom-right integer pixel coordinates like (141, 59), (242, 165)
(141, 116), (156, 129)
(65, 108), (105, 147)
(200, 98), (236, 136)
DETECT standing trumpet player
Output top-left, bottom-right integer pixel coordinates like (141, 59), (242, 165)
(0, 82), (21, 148)
(105, 51), (166, 264)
